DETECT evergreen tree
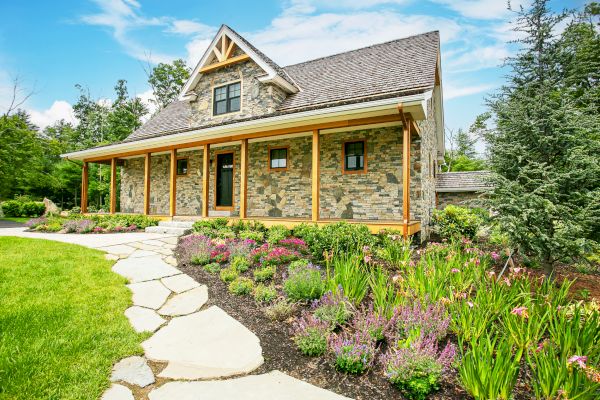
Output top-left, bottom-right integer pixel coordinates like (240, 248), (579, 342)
(483, 0), (600, 276)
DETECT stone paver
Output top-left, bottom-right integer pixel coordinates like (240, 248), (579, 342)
(158, 286), (208, 316)
(127, 281), (171, 310)
(153, 247), (174, 256)
(111, 356), (155, 388)
(125, 306), (166, 332)
(163, 256), (177, 266)
(161, 274), (200, 293)
(101, 384), (134, 400)
(142, 239), (168, 247)
(112, 255), (180, 283)
(148, 370), (352, 400)
(159, 236), (179, 245)
(143, 306), (263, 380)
(129, 249), (159, 258)
(105, 253), (120, 261)
(99, 244), (137, 257)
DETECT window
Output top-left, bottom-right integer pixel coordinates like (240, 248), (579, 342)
(269, 147), (288, 170)
(213, 82), (241, 115)
(343, 140), (366, 173)
(176, 158), (188, 176)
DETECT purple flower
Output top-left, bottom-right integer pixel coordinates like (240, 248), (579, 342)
(490, 251), (501, 261)
(567, 355), (587, 369)
(511, 306), (529, 318)
(451, 268), (460, 273)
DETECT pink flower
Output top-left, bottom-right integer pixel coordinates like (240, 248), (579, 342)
(467, 301), (474, 308)
(503, 277), (512, 286)
(511, 306), (529, 318)
(474, 258), (480, 266)
(364, 255), (372, 264)
(490, 251), (500, 261)
(536, 340), (547, 352)
(451, 268), (460, 273)
(567, 355), (587, 369)
(487, 271), (496, 277)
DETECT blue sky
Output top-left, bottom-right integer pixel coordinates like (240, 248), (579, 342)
(0, 0), (578, 147)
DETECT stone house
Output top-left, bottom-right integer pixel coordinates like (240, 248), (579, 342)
(436, 171), (491, 209)
(63, 25), (446, 238)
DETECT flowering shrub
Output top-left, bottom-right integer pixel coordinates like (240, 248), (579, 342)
(249, 243), (270, 264)
(25, 217), (47, 228)
(292, 312), (330, 356)
(283, 263), (325, 301)
(175, 235), (211, 264)
(253, 284), (277, 303)
(352, 303), (395, 342)
(253, 265), (276, 282)
(219, 267), (238, 283)
(330, 330), (376, 374)
(227, 238), (255, 258)
(262, 247), (300, 266)
(63, 219), (95, 233)
(279, 237), (309, 254)
(229, 277), (254, 295)
(312, 290), (354, 328)
(264, 299), (297, 321)
(211, 250), (230, 264)
(383, 336), (456, 400)
(396, 300), (450, 342)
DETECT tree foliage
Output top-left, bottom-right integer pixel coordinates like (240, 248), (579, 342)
(483, 0), (600, 275)
(147, 59), (191, 110)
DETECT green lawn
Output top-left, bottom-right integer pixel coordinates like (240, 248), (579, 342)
(0, 237), (146, 400)
(0, 217), (30, 223)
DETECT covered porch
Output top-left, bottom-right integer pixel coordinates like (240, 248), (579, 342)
(79, 106), (423, 237)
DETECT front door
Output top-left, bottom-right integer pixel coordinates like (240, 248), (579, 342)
(216, 152), (234, 208)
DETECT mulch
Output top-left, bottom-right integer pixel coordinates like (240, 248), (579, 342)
(179, 261), (469, 400)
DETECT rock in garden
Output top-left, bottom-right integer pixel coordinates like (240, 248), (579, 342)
(111, 356), (155, 388)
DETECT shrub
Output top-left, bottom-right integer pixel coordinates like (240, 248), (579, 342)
(1, 200), (22, 217)
(249, 243), (270, 264)
(220, 267), (238, 283)
(312, 290), (354, 328)
(352, 303), (394, 342)
(288, 259), (309, 274)
(192, 218), (229, 237)
(229, 277), (254, 295)
(21, 202), (46, 217)
(397, 300), (450, 342)
(253, 284), (277, 303)
(253, 265), (276, 282)
(203, 262), (221, 273)
(239, 230), (264, 242)
(325, 253), (370, 305)
(279, 237), (310, 254)
(191, 253), (211, 266)
(227, 238), (255, 258)
(231, 255), (250, 272)
(215, 227), (236, 239)
(330, 331), (376, 374)
(264, 299), (297, 321)
(294, 222), (376, 260)
(292, 223), (322, 258)
(175, 235), (212, 265)
(283, 263), (325, 301)
(267, 224), (290, 244)
(89, 214), (158, 229)
(262, 247), (300, 266)
(383, 336), (456, 400)
(432, 205), (483, 240)
(63, 219), (95, 233)
(292, 312), (330, 356)
(25, 217), (47, 228)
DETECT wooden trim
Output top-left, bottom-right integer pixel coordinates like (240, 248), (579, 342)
(202, 145), (210, 217)
(81, 162), (88, 213)
(341, 139), (367, 175)
(110, 158), (117, 214)
(200, 54), (250, 73)
(176, 156), (190, 176)
(312, 130), (320, 222)
(83, 114), (402, 163)
(213, 149), (235, 211)
(267, 145), (289, 172)
(169, 149), (177, 216)
(402, 116), (411, 238)
(144, 153), (151, 215)
(240, 139), (248, 219)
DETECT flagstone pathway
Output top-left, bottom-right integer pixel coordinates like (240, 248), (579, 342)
(0, 227), (350, 399)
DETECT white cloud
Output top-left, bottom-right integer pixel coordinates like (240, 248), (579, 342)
(431, 0), (528, 20)
(167, 20), (215, 36)
(444, 82), (495, 100)
(28, 100), (77, 129)
(136, 89), (157, 122)
(444, 44), (510, 73)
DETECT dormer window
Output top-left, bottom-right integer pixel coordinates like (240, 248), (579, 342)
(213, 82), (241, 115)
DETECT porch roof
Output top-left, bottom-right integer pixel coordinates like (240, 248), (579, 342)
(436, 171), (492, 192)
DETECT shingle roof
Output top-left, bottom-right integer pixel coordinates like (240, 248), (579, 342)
(436, 171), (492, 192)
(125, 30), (439, 143)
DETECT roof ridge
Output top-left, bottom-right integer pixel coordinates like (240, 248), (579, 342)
(282, 30), (439, 69)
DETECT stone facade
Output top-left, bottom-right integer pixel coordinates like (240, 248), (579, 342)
(437, 191), (482, 209)
(189, 56), (287, 127)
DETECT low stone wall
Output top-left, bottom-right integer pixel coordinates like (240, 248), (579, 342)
(437, 191), (482, 209)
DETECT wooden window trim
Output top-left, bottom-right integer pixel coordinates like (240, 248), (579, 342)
(213, 81), (241, 116)
(267, 145), (289, 172)
(176, 157), (189, 176)
(341, 139), (367, 175)
(213, 150), (235, 211)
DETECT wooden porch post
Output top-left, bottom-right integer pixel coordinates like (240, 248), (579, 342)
(202, 144), (210, 217)
(110, 158), (117, 214)
(144, 153), (151, 215)
(402, 117), (411, 238)
(312, 129), (320, 222)
(240, 139), (248, 219)
(81, 162), (88, 213)
(169, 149), (177, 217)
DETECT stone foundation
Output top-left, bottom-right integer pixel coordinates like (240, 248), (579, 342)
(437, 191), (482, 209)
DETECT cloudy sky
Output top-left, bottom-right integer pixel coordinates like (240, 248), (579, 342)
(0, 0), (578, 139)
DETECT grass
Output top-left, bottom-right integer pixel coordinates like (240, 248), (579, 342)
(0, 237), (146, 400)
(0, 217), (30, 223)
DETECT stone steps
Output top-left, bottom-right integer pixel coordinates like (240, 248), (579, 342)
(145, 221), (194, 236)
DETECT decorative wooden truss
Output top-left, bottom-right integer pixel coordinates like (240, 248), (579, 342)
(200, 32), (250, 73)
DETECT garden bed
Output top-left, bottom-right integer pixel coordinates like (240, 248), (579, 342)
(24, 214), (159, 234)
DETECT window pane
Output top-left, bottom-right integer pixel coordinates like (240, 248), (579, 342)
(215, 86), (227, 101)
(270, 148), (287, 169)
(229, 96), (240, 112)
(177, 159), (188, 175)
(344, 141), (365, 171)
(215, 100), (227, 115)
(229, 83), (241, 97)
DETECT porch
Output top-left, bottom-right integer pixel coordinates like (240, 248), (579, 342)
(80, 109), (423, 237)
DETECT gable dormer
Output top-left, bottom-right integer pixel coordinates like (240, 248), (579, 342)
(179, 25), (298, 126)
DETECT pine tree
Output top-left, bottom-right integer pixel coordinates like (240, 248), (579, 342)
(483, 0), (600, 276)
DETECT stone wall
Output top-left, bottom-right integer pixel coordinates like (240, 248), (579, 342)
(176, 150), (203, 215)
(416, 96), (439, 239)
(437, 191), (482, 209)
(247, 136), (312, 218)
(189, 57), (287, 127)
(208, 145), (241, 216)
(120, 158), (145, 214)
